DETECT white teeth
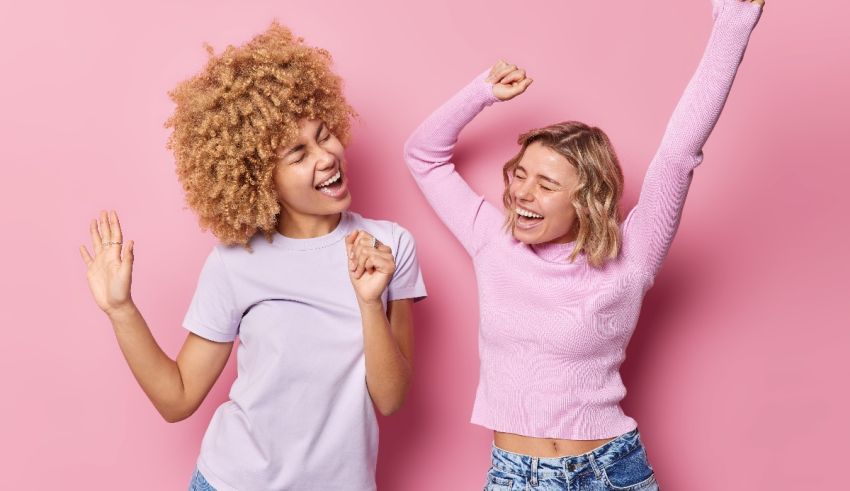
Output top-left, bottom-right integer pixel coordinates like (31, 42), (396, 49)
(516, 207), (543, 219)
(317, 170), (341, 188)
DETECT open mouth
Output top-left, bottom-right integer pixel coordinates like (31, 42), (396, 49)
(315, 169), (347, 198)
(515, 206), (544, 230)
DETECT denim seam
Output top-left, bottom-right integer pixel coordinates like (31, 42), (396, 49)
(601, 470), (657, 491)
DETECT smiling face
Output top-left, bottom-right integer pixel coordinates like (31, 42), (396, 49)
(507, 141), (580, 245)
(273, 118), (352, 222)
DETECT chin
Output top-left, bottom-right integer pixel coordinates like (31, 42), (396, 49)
(512, 227), (545, 245)
(326, 193), (352, 213)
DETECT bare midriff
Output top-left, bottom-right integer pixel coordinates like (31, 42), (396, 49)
(494, 431), (616, 458)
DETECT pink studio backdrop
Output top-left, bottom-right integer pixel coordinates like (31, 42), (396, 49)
(1, 1), (847, 489)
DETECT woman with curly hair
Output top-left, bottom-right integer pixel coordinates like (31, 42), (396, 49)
(403, 0), (763, 489)
(79, 22), (426, 491)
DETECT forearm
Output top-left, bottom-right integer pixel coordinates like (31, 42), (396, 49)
(658, 1), (762, 161)
(401, 69), (505, 256)
(622, 2), (762, 276)
(359, 300), (411, 416)
(107, 304), (188, 422)
(404, 68), (498, 176)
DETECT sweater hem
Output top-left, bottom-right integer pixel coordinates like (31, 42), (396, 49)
(470, 414), (639, 441)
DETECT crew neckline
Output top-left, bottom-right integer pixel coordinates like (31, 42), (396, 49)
(270, 211), (352, 251)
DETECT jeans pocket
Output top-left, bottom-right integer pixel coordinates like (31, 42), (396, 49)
(600, 446), (657, 490)
(483, 467), (517, 491)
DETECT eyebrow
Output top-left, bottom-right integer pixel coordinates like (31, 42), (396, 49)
(516, 165), (562, 186)
(283, 123), (326, 157)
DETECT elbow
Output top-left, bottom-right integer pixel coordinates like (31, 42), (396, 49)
(160, 409), (187, 423)
(157, 402), (196, 423)
(374, 382), (411, 416)
(402, 139), (418, 171)
(375, 397), (406, 416)
(162, 413), (186, 424)
(403, 136), (434, 175)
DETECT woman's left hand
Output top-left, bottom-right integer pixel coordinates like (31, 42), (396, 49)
(345, 230), (396, 305)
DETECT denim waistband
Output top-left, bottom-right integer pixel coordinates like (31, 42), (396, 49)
(490, 427), (643, 482)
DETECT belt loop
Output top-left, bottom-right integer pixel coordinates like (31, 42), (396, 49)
(587, 452), (602, 479)
(530, 456), (539, 486)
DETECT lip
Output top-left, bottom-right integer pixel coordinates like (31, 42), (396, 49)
(315, 170), (348, 200)
(314, 168), (342, 188)
(515, 203), (545, 218)
(515, 214), (544, 231)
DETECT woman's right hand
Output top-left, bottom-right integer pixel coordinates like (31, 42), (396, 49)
(79, 210), (135, 317)
(485, 60), (533, 101)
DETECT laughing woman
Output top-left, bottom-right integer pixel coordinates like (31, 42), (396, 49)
(403, 0), (763, 489)
(79, 23), (426, 491)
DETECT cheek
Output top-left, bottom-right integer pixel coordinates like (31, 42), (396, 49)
(327, 139), (346, 160)
(541, 195), (575, 221)
(273, 169), (311, 202)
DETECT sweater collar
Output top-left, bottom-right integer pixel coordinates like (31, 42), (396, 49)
(529, 239), (585, 264)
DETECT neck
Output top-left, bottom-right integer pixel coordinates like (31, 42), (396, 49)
(277, 208), (342, 239)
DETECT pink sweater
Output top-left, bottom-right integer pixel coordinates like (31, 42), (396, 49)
(403, 0), (762, 439)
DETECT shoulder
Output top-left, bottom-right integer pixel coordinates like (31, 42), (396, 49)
(210, 234), (274, 273)
(347, 212), (416, 253)
(349, 212), (411, 247)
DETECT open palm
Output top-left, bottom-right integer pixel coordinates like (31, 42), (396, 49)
(79, 210), (135, 315)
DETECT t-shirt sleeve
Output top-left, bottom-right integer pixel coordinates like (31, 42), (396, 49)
(386, 223), (428, 303)
(182, 247), (241, 342)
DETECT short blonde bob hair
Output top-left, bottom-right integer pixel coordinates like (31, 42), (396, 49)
(502, 121), (624, 268)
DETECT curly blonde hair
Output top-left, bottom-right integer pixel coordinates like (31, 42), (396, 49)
(165, 21), (356, 250)
(502, 121), (624, 268)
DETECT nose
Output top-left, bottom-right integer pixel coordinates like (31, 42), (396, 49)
(514, 179), (534, 202)
(315, 148), (335, 170)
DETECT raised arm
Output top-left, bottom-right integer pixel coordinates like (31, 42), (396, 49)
(79, 210), (233, 423)
(622, 0), (764, 276)
(403, 62), (532, 257)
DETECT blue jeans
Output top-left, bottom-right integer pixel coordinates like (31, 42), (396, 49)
(188, 468), (217, 491)
(484, 428), (659, 490)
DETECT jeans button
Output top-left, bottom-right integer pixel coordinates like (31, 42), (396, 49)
(567, 463), (576, 472)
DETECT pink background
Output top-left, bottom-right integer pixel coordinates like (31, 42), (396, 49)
(1, 1), (847, 489)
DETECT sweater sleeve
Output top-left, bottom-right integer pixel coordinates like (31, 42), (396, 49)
(622, 0), (763, 277)
(403, 69), (506, 258)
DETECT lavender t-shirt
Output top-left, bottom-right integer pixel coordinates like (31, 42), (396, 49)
(182, 211), (427, 491)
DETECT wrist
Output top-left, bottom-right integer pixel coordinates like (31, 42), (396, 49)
(476, 70), (501, 106)
(357, 298), (384, 312)
(713, 0), (762, 30)
(106, 301), (139, 323)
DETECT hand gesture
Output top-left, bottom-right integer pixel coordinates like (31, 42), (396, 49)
(485, 60), (533, 101)
(79, 210), (135, 317)
(345, 230), (395, 305)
